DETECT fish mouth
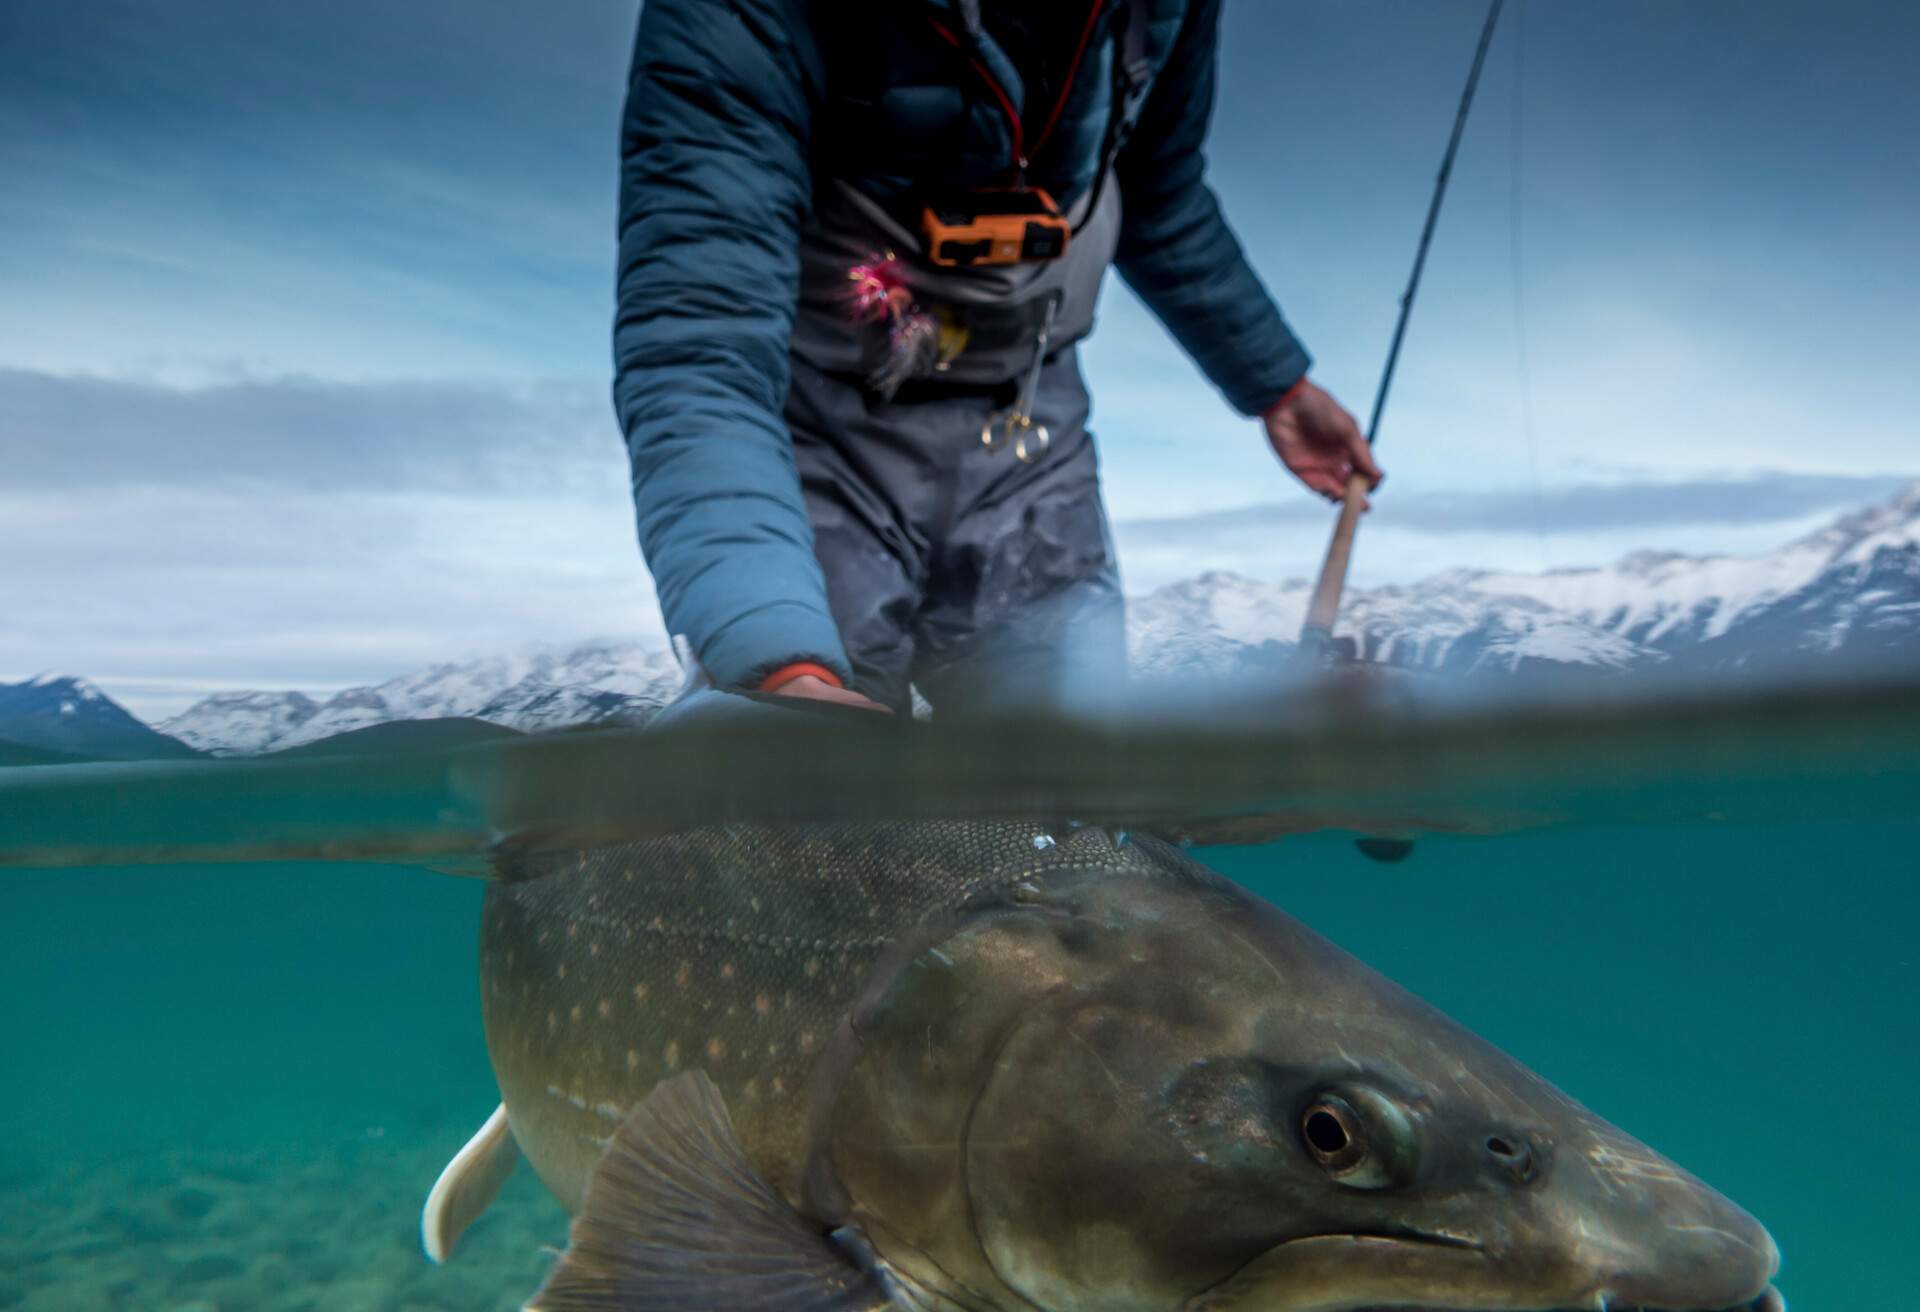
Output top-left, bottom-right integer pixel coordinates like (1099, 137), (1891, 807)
(1348, 1291), (1787, 1312)
(1186, 1233), (1784, 1312)
(1586, 1291), (1787, 1312)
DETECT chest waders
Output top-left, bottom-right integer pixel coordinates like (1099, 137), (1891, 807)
(780, 4), (1152, 715)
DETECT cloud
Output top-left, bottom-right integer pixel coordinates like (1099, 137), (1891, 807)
(1122, 472), (1914, 541)
(5, 365), (1911, 717)
(0, 368), (622, 495)
(0, 370), (654, 717)
(1110, 472), (1917, 594)
(0, 484), (661, 720)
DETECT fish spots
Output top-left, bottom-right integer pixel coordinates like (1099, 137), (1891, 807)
(800, 1030), (817, 1053)
(771, 1076), (785, 1096)
(631, 982), (649, 1005)
(754, 994), (771, 1018)
(706, 1037), (727, 1063)
(596, 998), (612, 1020)
(721, 962), (735, 980)
(675, 963), (691, 988)
(664, 1040), (680, 1070)
(743, 1078), (759, 1101)
(805, 959), (820, 978)
(567, 922), (579, 940)
(557, 963), (568, 980)
(589, 940), (602, 957)
(569, 1004), (584, 1025)
(623, 867), (636, 882)
(626, 1049), (640, 1072)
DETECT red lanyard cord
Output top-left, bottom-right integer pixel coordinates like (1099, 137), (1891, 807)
(926, 18), (1027, 169)
(928, 2), (1107, 176)
(1028, 0), (1111, 163)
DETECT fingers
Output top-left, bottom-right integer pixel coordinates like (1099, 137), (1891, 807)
(1322, 403), (1383, 487)
(1300, 385), (1383, 489)
(1349, 431), (1384, 487)
(1300, 468), (1346, 502)
(1265, 390), (1382, 503)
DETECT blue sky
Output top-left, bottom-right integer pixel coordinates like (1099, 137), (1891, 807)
(2, 1), (1915, 714)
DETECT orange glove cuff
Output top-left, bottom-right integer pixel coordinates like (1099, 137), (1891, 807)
(756, 661), (844, 694)
(1264, 377), (1309, 419)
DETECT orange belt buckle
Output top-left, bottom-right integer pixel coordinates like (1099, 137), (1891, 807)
(921, 188), (1071, 268)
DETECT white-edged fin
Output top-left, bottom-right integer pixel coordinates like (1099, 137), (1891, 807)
(525, 1070), (898, 1311)
(423, 1103), (520, 1263)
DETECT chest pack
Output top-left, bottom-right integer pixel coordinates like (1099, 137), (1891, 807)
(791, 0), (1157, 394)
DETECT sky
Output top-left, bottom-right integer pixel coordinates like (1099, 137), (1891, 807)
(2, 0), (1916, 717)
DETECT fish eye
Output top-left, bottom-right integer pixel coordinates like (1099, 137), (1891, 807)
(1301, 1096), (1365, 1170)
(1299, 1087), (1415, 1190)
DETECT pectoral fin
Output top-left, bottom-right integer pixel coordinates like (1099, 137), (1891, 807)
(525, 1070), (898, 1311)
(422, 1103), (520, 1263)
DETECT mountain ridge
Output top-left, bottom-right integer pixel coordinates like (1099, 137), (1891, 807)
(8, 482), (1916, 759)
(0, 675), (201, 761)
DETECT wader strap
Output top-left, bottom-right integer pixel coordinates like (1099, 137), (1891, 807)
(1072, 0), (1154, 237)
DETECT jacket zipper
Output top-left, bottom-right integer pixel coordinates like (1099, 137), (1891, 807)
(927, 1), (1109, 179)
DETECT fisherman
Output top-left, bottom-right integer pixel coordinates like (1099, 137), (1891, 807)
(616, 0), (1382, 716)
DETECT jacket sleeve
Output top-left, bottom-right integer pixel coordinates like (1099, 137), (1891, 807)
(613, 0), (851, 691)
(1113, 0), (1312, 417)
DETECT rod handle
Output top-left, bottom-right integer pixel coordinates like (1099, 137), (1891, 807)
(1300, 470), (1373, 638)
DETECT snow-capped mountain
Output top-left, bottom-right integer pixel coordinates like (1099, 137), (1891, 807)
(13, 482), (1917, 760)
(158, 690), (319, 755)
(0, 675), (198, 760)
(1129, 481), (1917, 682)
(1127, 572), (1654, 681)
(1433, 482), (1920, 663)
(157, 641), (687, 756)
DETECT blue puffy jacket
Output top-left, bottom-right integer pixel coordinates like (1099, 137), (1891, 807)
(615, 0), (1311, 690)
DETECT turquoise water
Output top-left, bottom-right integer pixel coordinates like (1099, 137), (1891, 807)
(2, 689), (1916, 1310)
(3, 818), (1912, 1308)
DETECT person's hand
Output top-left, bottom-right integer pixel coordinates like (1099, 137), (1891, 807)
(770, 675), (892, 713)
(1262, 379), (1384, 507)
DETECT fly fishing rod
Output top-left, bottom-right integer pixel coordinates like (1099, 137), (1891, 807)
(1298, 0), (1508, 663)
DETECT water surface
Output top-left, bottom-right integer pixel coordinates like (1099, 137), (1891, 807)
(3, 681), (1914, 1308)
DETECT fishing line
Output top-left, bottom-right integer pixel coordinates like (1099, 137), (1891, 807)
(1300, 0), (1508, 658)
(1508, 0), (1552, 567)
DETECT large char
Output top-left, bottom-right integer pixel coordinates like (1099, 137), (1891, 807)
(478, 821), (1179, 1211)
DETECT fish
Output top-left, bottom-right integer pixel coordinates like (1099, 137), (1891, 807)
(422, 821), (1783, 1312)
